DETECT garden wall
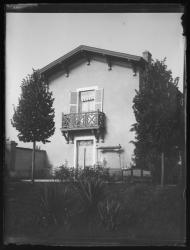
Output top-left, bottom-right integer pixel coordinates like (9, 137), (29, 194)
(5, 140), (49, 178)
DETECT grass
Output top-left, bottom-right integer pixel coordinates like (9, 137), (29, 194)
(4, 180), (186, 246)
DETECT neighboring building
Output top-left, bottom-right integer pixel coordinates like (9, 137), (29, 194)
(40, 45), (151, 171)
(5, 139), (49, 178)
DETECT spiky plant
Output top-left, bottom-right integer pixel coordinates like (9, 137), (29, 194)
(98, 199), (121, 231)
(73, 175), (105, 234)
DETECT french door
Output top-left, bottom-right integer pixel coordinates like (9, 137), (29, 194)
(79, 90), (95, 113)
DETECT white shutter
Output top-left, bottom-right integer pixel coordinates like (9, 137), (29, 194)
(95, 88), (104, 112)
(70, 91), (78, 113)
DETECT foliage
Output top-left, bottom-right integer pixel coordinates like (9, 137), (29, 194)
(11, 69), (55, 143)
(98, 199), (121, 231)
(11, 69), (55, 182)
(72, 175), (105, 235)
(6, 181), (185, 242)
(131, 59), (184, 182)
(53, 164), (110, 182)
(73, 176), (105, 217)
(38, 183), (76, 229)
(53, 162), (75, 181)
(77, 165), (110, 181)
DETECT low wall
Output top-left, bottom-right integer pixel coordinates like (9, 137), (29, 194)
(14, 147), (48, 178)
(5, 140), (49, 179)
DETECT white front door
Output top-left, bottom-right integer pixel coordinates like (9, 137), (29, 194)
(77, 140), (94, 169)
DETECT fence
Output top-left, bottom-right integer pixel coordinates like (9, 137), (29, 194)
(122, 168), (152, 182)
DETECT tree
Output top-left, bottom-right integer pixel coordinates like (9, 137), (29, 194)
(11, 69), (55, 183)
(131, 59), (184, 184)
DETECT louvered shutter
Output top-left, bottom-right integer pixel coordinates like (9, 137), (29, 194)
(95, 88), (104, 112)
(70, 91), (78, 113)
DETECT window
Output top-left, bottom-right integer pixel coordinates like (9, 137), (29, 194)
(69, 87), (104, 113)
(79, 90), (95, 113)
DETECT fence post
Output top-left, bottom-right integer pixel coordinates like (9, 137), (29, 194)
(31, 141), (36, 184)
(161, 152), (164, 187)
(141, 168), (143, 178)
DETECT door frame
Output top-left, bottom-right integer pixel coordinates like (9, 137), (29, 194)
(74, 135), (96, 169)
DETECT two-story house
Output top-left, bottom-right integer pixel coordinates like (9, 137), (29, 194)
(40, 45), (151, 172)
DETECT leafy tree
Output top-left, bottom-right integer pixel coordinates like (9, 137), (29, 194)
(11, 69), (55, 183)
(131, 59), (184, 184)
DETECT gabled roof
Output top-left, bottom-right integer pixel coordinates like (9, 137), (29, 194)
(40, 45), (146, 76)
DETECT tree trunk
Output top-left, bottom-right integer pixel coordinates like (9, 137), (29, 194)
(141, 168), (143, 178)
(31, 141), (36, 184)
(84, 148), (86, 169)
(161, 152), (164, 187)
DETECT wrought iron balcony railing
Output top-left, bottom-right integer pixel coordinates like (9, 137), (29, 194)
(62, 111), (105, 130)
(61, 111), (105, 143)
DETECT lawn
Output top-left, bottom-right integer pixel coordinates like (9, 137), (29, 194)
(4, 179), (186, 246)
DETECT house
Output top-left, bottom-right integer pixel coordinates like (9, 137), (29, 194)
(40, 45), (151, 173)
(5, 139), (49, 178)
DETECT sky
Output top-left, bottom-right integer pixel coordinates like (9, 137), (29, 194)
(6, 13), (184, 148)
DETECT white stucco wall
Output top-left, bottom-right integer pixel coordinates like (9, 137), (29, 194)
(43, 58), (139, 169)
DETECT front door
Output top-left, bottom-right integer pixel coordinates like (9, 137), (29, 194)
(77, 140), (94, 169)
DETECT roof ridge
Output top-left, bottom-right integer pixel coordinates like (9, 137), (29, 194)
(81, 45), (141, 58)
(40, 45), (145, 74)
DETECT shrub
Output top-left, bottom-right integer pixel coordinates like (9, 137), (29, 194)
(73, 177), (105, 214)
(77, 165), (110, 182)
(119, 184), (154, 225)
(98, 199), (121, 231)
(38, 183), (76, 229)
(95, 165), (110, 181)
(53, 163), (75, 181)
(72, 175), (106, 234)
(73, 176), (105, 230)
(53, 163), (110, 182)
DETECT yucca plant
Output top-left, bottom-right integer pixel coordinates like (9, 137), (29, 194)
(98, 199), (121, 231)
(73, 176), (105, 234)
(38, 183), (75, 229)
(73, 177), (105, 214)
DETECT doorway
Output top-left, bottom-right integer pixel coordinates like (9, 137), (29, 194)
(76, 140), (94, 169)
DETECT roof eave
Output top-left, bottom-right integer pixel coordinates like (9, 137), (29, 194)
(40, 45), (146, 75)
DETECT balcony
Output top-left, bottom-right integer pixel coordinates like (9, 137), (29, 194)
(61, 111), (105, 143)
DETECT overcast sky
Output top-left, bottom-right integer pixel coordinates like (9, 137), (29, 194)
(6, 13), (184, 148)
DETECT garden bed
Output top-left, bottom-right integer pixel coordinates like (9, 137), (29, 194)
(4, 180), (185, 246)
